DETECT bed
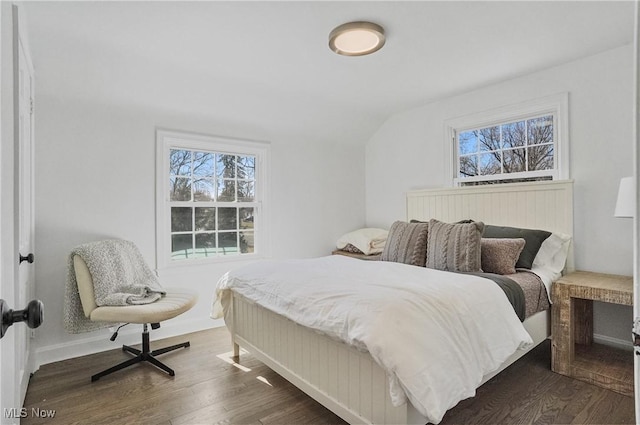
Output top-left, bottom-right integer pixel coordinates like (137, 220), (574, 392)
(212, 180), (574, 424)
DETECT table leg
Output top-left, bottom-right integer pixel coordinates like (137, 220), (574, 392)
(551, 283), (573, 375)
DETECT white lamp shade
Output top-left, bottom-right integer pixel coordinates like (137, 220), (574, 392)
(614, 176), (635, 218)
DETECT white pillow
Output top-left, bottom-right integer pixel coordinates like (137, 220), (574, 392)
(532, 232), (572, 282)
(336, 228), (388, 255)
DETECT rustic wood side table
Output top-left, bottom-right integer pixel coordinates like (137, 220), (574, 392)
(551, 270), (633, 396)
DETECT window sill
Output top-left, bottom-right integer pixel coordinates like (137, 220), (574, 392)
(156, 253), (267, 276)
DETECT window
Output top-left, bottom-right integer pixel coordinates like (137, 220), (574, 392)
(445, 93), (569, 186)
(156, 130), (269, 267)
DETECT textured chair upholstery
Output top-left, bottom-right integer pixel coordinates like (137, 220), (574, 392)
(73, 255), (197, 382)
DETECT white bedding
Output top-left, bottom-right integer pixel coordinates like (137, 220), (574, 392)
(212, 255), (533, 424)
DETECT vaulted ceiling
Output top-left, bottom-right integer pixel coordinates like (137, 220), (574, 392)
(24, 1), (635, 145)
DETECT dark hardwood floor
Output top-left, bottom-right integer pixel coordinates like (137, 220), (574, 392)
(22, 327), (634, 425)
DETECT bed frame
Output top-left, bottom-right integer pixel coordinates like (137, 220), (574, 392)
(227, 180), (574, 424)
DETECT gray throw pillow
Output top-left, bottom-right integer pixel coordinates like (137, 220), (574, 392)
(380, 221), (429, 267)
(483, 225), (551, 269)
(426, 219), (484, 272)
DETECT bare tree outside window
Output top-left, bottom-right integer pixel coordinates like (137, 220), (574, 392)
(458, 114), (554, 184)
(168, 148), (257, 260)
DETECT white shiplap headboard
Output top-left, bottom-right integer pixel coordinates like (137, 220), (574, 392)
(407, 180), (574, 271)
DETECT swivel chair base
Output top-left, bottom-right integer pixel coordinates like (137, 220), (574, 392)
(91, 324), (190, 382)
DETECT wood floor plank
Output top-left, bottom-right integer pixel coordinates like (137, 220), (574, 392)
(440, 339), (634, 425)
(22, 327), (634, 425)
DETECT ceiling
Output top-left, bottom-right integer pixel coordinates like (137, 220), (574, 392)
(23, 1), (635, 145)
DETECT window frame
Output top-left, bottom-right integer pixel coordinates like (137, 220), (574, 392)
(155, 129), (270, 269)
(444, 93), (569, 186)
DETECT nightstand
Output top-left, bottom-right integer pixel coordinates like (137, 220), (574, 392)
(331, 250), (381, 261)
(551, 270), (633, 396)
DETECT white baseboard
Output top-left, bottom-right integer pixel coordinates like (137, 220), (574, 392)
(35, 318), (226, 369)
(593, 333), (633, 351)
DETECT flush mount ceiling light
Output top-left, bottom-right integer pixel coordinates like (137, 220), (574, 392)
(329, 21), (385, 56)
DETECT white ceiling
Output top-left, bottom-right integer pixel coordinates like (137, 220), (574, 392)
(23, 1), (635, 145)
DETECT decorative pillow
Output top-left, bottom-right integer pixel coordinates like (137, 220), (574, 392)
(380, 221), (429, 267)
(481, 238), (526, 275)
(336, 228), (388, 255)
(532, 232), (572, 282)
(426, 219), (484, 272)
(483, 225), (552, 269)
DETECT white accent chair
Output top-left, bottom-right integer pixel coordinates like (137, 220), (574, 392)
(73, 255), (197, 382)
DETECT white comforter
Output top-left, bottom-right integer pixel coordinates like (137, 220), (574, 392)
(212, 256), (532, 424)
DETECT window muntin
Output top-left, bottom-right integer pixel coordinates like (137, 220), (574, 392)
(169, 150), (255, 202)
(156, 130), (268, 268)
(457, 114), (554, 182)
(168, 149), (256, 260)
(445, 93), (568, 187)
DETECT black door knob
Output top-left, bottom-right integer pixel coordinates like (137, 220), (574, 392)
(19, 253), (34, 264)
(0, 299), (44, 339)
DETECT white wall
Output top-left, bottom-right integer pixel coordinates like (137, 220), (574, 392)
(366, 44), (635, 345)
(31, 35), (634, 366)
(33, 95), (365, 365)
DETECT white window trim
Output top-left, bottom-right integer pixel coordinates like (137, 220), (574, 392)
(155, 129), (270, 270)
(443, 93), (569, 186)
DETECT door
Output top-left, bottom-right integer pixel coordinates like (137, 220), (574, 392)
(0, 4), (35, 422)
(15, 5), (35, 406)
(635, 1), (640, 423)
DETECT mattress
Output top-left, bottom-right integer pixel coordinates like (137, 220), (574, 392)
(213, 255), (533, 423)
